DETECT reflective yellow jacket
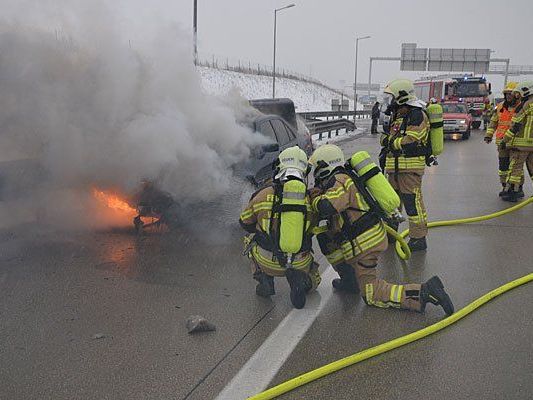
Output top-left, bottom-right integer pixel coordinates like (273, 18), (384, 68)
(503, 97), (533, 151)
(381, 107), (429, 174)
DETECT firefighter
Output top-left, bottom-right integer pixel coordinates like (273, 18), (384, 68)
(484, 82), (521, 196)
(380, 79), (431, 251)
(371, 101), (380, 134)
(239, 146), (321, 309)
(500, 81), (533, 202)
(483, 98), (493, 130)
(309, 144), (454, 315)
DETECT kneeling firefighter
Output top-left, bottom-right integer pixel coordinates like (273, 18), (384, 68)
(379, 79), (443, 252)
(239, 146), (321, 309)
(309, 144), (453, 315)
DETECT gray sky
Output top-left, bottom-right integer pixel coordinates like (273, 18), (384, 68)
(132, 0), (533, 93)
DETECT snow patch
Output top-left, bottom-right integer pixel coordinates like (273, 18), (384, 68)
(198, 66), (352, 112)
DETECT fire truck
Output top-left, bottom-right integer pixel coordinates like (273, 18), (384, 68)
(414, 75), (491, 129)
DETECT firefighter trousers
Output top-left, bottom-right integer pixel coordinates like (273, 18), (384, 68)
(388, 172), (428, 239)
(321, 235), (422, 311)
(249, 245), (321, 291)
(507, 150), (533, 191)
(497, 146), (523, 185)
(345, 238), (422, 311)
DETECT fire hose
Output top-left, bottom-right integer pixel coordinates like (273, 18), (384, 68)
(394, 196), (533, 260)
(247, 198), (533, 400)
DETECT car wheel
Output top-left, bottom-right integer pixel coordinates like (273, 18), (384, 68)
(472, 121), (481, 130)
(462, 129), (470, 140)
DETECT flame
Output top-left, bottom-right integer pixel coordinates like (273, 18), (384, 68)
(92, 188), (137, 217)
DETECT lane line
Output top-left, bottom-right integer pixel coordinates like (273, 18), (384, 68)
(215, 266), (337, 400)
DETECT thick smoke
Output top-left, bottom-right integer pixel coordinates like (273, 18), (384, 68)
(0, 0), (263, 229)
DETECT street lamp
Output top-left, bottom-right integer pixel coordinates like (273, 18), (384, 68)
(272, 3), (296, 98)
(354, 35), (371, 118)
(193, 0), (198, 65)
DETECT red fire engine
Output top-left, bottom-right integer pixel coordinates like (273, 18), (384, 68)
(414, 75), (491, 129)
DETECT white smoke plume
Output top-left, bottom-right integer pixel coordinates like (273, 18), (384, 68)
(0, 0), (263, 229)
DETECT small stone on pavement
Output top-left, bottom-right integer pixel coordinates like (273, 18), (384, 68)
(186, 315), (216, 334)
(92, 333), (106, 340)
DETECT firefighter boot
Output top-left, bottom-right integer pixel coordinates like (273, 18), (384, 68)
(285, 268), (307, 309)
(498, 183), (507, 197)
(408, 237), (427, 252)
(254, 272), (275, 298)
(501, 188), (520, 203)
(421, 276), (454, 316)
(517, 185), (525, 199)
(332, 263), (358, 293)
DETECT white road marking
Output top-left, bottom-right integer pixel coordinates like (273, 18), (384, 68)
(215, 266), (337, 400)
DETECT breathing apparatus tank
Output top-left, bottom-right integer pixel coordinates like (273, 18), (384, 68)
(349, 151), (400, 215)
(278, 179), (307, 254)
(426, 103), (444, 156)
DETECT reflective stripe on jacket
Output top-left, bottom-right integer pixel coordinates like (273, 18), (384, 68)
(382, 108), (429, 173)
(503, 98), (533, 151)
(310, 173), (386, 260)
(239, 185), (316, 271)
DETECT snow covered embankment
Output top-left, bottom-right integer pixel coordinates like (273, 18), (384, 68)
(199, 66), (352, 112)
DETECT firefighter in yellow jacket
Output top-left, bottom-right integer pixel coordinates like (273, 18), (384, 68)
(239, 146), (321, 309)
(380, 79), (431, 251)
(500, 81), (533, 202)
(309, 144), (454, 315)
(484, 82), (521, 196)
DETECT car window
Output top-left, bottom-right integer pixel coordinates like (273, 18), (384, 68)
(270, 119), (291, 146)
(258, 121), (277, 142)
(443, 104), (467, 114)
(282, 121), (296, 140)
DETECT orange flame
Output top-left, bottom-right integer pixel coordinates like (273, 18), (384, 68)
(92, 188), (137, 218)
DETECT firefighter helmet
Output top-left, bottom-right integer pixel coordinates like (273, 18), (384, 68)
(273, 146), (309, 181)
(383, 79), (417, 105)
(503, 81), (518, 93)
(513, 81), (533, 98)
(309, 144), (345, 181)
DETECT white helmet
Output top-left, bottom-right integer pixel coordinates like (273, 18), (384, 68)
(384, 79), (417, 106)
(274, 146), (309, 181)
(514, 81), (533, 99)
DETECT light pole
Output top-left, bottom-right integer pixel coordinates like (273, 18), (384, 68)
(354, 35), (371, 118)
(273, 4), (296, 98)
(193, 0), (198, 65)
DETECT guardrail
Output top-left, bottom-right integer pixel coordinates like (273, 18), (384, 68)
(298, 110), (371, 140)
(305, 119), (358, 141)
(298, 110), (371, 120)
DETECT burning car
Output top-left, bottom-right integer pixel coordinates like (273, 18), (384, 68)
(130, 181), (179, 233)
(92, 182), (179, 233)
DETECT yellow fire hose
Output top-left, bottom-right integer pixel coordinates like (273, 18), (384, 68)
(248, 198), (533, 400)
(395, 196), (533, 260)
(249, 272), (533, 400)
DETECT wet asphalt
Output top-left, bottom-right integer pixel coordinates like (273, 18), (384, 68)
(1, 127), (532, 400)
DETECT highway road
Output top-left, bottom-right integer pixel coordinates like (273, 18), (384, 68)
(1, 127), (532, 400)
